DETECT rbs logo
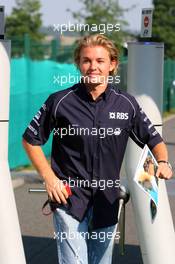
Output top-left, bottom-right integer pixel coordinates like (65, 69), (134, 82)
(109, 112), (129, 120)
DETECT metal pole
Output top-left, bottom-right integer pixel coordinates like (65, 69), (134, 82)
(118, 200), (125, 256)
(28, 188), (47, 193)
(112, 186), (130, 256)
(0, 6), (26, 264)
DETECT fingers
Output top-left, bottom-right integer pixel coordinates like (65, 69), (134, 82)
(57, 181), (69, 199)
(156, 164), (173, 180)
(53, 188), (67, 205)
(47, 179), (70, 205)
(49, 190), (61, 204)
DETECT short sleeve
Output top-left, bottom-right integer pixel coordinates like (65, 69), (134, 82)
(129, 100), (163, 150)
(22, 94), (56, 145)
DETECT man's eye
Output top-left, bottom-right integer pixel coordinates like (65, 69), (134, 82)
(98, 60), (104, 63)
(83, 59), (90, 63)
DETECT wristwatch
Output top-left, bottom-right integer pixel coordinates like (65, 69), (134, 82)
(157, 160), (172, 170)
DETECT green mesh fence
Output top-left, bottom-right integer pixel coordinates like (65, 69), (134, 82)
(9, 57), (80, 168)
(163, 59), (175, 112)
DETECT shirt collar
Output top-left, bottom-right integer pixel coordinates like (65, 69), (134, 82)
(77, 82), (114, 102)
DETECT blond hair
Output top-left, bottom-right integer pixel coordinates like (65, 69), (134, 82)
(74, 34), (119, 75)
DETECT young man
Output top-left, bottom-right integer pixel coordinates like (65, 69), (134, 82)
(22, 34), (172, 264)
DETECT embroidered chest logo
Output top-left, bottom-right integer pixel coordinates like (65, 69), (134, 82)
(109, 112), (129, 120)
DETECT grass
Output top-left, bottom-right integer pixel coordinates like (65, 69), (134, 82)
(12, 164), (35, 172)
(163, 109), (175, 118)
(12, 158), (51, 172)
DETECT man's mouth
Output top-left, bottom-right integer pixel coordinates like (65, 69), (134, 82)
(87, 73), (100, 76)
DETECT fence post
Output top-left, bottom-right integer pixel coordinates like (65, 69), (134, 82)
(24, 33), (30, 57)
(51, 39), (59, 61)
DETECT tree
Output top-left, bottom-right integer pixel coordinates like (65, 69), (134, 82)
(5, 0), (45, 59)
(68, 0), (133, 55)
(152, 0), (175, 59)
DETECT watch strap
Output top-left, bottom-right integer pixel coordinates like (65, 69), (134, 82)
(157, 160), (172, 170)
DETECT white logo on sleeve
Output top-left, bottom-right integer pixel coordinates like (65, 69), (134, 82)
(109, 112), (129, 120)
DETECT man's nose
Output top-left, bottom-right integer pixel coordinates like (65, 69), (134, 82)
(89, 61), (97, 70)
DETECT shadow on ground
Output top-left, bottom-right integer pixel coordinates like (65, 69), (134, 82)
(23, 236), (143, 264)
(22, 236), (58, 264)
(112, 244), (143, 264)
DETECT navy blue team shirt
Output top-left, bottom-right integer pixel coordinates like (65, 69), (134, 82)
(23, 82), (163, 229)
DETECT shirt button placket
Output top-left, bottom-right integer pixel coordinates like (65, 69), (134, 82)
(92, 102), (100, 182)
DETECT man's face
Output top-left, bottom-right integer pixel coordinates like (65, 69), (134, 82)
(79, 46), (116, 85)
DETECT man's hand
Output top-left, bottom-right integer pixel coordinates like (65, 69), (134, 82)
(152, 142), (173, 180)
(45, 176), (69, 205)
(156, 162), (173, 180)
(22, 141), (71, 205)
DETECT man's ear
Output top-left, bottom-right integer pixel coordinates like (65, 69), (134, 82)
(110, 60), (118, 72)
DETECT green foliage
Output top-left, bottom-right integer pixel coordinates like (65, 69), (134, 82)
(5, 0), (45, 59)
(152, 0), (175, 59)
(68, 0), (131, 55)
